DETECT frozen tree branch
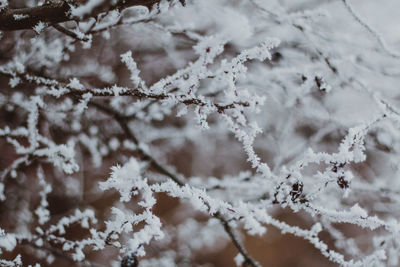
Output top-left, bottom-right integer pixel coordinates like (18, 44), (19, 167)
(1, 0), (400, 266)
(0, 0), (163, 31)
(92, 101), (260, 267)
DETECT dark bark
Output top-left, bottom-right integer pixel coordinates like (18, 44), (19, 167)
(0, 0), (161, 31)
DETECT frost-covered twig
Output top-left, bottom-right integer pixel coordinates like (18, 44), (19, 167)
(341, 0), (400, 59)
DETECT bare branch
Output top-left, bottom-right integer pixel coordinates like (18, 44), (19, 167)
(52, 24), (90, 42)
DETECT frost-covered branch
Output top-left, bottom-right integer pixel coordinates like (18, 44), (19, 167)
(0, 0), (166, 31)
(1, 0), (400, 266)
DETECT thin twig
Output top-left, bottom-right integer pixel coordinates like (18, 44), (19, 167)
(341, 0), (400, 59)
(219, 214), (261, 267)
(89, 101), (185, 186)
(52, 24), (90, 42)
